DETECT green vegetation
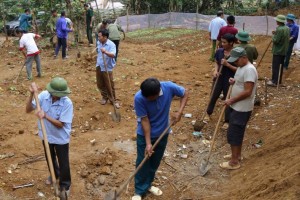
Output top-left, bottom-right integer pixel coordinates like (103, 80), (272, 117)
(127, 28), (198, 41)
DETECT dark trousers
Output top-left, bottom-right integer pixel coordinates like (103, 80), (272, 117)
(284, 41), (294, 69)
(42, 141), (71, 190)
(86, 26), (93, 44)
(96, 67), (116, 101)
(207, 77), (231, 122)
(272, 55), (285, 84)
(55, 37), (67, 58)
(111, 40), (120, 61)
(134, 134), (169, 196)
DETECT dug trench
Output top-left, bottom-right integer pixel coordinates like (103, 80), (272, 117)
(0, 29), (299, 200)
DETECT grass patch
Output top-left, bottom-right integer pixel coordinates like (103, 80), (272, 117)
(127, 28), (199, 42)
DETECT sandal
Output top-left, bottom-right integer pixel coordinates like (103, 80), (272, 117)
(221, 123), (229, 130)
(219, 161), (240, 170)
(45, 176), (52, 185)
(223, 154), (243, 161)
(148, 186), (163, 196)
(131, 194), (142, 200)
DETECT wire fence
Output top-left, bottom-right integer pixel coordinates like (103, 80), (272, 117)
(116, 12), (300, 36)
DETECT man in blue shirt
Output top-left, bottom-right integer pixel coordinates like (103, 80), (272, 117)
(55, 11), (73, 59)
(19, 9), (32, 32)
(96, 29), (120, 108)
(284, 13), (299, 69)
(132, 78), (188, 200)
(26, 77), (73, 199)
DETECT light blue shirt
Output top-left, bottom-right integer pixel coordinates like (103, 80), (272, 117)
(208, 17), (227, 40)
(32, 91), (73, 144)
(96, 39), (116, 71)
(134, 81), (185, 138)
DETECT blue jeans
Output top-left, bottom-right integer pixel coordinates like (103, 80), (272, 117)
(284, 41), (295, 69)
(134, 134), (169, 196)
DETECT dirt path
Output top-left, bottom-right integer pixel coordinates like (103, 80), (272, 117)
(0, 30), (299, 200)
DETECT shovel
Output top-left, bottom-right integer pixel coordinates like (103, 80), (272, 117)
(194, 65), (224, 131)
(199, 85), (232, 176)
(32, 86), (60, 198)
(12, 62), (26, 84)
(102, 53), (121, 122)
(104, 122), (174, 200)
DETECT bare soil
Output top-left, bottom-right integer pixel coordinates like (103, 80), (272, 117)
(0, 28), (299, 200)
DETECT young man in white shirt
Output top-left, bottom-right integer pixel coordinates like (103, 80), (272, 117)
(208, 11), (227, 61)
(16, 28), (42, 80)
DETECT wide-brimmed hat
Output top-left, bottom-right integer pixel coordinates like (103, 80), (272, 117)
(227, 47), (247, 63)
(274, 15), (286, 23)
(46, 77), (71, 97)
(286, 13), (296, 21)
(236, 31), (251, 42)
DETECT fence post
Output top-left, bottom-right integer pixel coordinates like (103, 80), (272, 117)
(265, 8), (268, 36)
(196, 3), (198, 30)
(126, 5), (129, 32)
(169, 12), (172, 28)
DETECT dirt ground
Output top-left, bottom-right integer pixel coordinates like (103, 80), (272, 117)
(0, 28), (299, 200)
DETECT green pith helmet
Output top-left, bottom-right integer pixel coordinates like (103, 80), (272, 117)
(46, 77), (71, 97)
(274, 15), (286, 23)
(236, 31), (251, 42)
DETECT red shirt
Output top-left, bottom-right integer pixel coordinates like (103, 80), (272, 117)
(217, 25), (238, 41)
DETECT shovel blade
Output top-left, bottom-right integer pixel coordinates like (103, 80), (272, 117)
(199, 159), (210, 176)
(193, 120), (205, 132)
(112, 112), (121, 122)
(104, 190), (118, 200)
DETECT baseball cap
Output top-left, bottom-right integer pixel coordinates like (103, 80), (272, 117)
(227, 47), (247, 63)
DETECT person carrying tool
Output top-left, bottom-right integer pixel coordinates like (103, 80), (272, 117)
(25, 77), (73, 198)
(235, 31), (258, 64)
(220, 47), (258, 170)
(284, 13), (299, 70)
(217, 15), (238, 47)
(132, 78), (188, 200)
(55, 11), (73, 59)
(107, 20), (126, 62)
(208, 11), (227, 61)
(16, 28), (42, 80)
(205, 33), (237, 130)
(19, 9), (32, 33)
(84, 3), (94, 47)
(267, 15), (289, 87)
(96, 29), (120, 108)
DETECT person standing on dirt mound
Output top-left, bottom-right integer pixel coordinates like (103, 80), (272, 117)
(107, 19), (125, 62)
(25, 77), (73, 198)
(208, 11), (227, 62)
(284, 13), (299, 70)
(220, 47), (257, 170)
(16, 28), (42, 80)
(96, 29), (120, 108)
(55, 11), (73, 59)
(235, 31), (258, 64)
(205, 33), (237, 130)
(267, 15), (289, 87)
(217, 15), (238, 47)
(132, 78), (188, 200)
